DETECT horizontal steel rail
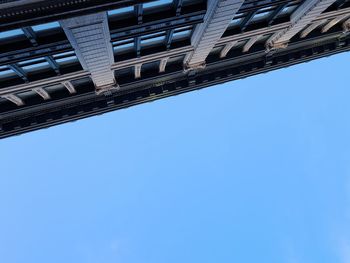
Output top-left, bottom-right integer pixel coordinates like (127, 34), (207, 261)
(0, 41), (72, 66)
(0, 71), (90, 96)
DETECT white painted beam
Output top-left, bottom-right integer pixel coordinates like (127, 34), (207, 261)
(33, 87), (51, 100)
(159, 58), (169, 73)
(184, 0), (245, 70)
(266, 0), (338, 50)
(322, 15), (349, 32)
(183, 51), (193, 67)
(242, 35), (262, 53)
(135, 64), (142, 79)
(2, 94), (24, 106)
(60, 12), (117, 94)
(300, 19), (327, 38)
(63, 81), (77, 94)
(220, 41), (238, 58)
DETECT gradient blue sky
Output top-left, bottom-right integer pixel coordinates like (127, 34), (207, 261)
(0, 52), (349, 263)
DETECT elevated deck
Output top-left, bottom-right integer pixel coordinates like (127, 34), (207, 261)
(1, 0), (349, 138)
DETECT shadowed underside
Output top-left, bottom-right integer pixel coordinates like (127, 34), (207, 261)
(0, 0), (350, 139)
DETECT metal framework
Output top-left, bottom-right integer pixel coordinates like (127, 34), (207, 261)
(0, 0), (350, 139)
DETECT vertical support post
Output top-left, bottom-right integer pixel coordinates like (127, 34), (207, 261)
(135, 63), (142, 79)
(33, 87), (51, 100)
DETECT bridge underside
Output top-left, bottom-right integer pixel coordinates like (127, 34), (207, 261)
(0, 0), (349, 138)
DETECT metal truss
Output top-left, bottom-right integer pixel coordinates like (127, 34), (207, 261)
(1, 25), (349, 138)
(1, 0), (350, 138)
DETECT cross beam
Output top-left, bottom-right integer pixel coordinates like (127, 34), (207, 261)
(60, 12), (117, 94)
(184, 0), (245, 70)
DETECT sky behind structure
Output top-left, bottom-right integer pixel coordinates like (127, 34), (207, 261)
(0, 52), (349, 263)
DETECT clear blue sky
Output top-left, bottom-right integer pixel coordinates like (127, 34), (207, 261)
(0, 52), (349, 263)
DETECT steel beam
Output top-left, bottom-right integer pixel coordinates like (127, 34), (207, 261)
(165, 29), (175, 50)
(159, 57), (169, 73)
(2, 94), (24, 106)
(184, 0), (245, 70)
(60, 12), (117, 94)
(22, 26), (38, 46)
(218, 6), (350, 45)
(46, 56), (61, 75)
(1, 3), (349, 70)
(300, 19), (328, 38)
(268, 3), (288, 26)
(135, 4), (143, 24)
(322, 14), (349, 32)
(174, 0), (183, 15)
(0, 41), (72, 67)
(266, 0), (338, 50)
(8, 64), (28, 82)
(1, 46), (191, 99)
(112, 46), (193, 70)
(243, 35), (263, 52)
(135, 37), (142, 57)
(220, 41), (238, 58)
(241, 11), (258, 31)
(63, 81), (77, 94)
(0, 0), (154, 32)
(2, 32), (349, 139)
(0, 71), (89, 96)
(33, 87), (51, 100)
(134, 64), (142, 79)
(109, 11), (205, 40)
(1, 2), (350, 113)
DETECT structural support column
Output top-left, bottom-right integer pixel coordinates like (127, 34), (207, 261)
(266, 0), (338, 50)
(184, 0), (244, 70)
(60, 12), (117, 94)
